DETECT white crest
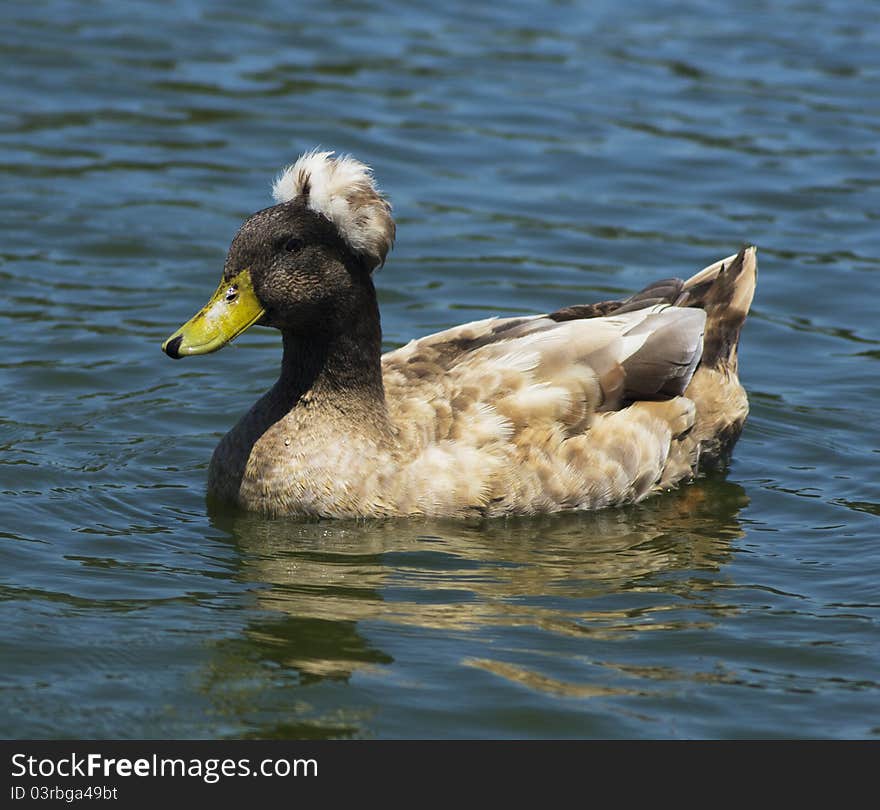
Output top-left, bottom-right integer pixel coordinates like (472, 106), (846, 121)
(272, 149), (395, 269)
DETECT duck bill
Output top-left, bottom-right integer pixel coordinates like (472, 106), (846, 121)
(162, 268), (265, 359)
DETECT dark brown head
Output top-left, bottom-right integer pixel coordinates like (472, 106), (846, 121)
(162, 150), (395, 358)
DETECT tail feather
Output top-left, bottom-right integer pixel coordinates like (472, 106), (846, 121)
(546, 245), (757, 376)
(682, 245), (757, 372)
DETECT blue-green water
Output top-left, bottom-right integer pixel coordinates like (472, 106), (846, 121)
(2, 0), (879, 739)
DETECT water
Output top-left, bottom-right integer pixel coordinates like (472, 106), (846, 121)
(2, 0), (878, 739)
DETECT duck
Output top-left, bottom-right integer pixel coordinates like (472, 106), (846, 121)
(162, 149), (756, 519)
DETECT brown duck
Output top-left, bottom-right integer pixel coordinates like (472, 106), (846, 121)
(163, 150), (756, 518)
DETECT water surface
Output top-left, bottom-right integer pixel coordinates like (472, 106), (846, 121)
(2, 0), (879, 738)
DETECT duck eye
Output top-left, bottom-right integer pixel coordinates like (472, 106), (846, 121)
(284, 237), (304, 252)
(225, 285), (238, 302)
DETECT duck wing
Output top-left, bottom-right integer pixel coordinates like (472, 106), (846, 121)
(382, 302), (705, 442)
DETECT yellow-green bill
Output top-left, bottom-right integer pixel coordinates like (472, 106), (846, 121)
(162, 268), (264, 359)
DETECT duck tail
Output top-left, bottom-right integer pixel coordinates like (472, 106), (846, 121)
(682, 245), (757, 374)
(546, 245), (757, 377)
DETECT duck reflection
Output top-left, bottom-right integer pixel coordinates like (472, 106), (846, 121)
(207, 476), (749, 693)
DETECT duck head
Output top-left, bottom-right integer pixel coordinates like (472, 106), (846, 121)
(162, 150), (395, 358)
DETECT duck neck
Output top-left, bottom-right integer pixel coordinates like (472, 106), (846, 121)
(274, 276), (389, 436)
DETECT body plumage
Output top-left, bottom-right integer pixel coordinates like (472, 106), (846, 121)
(163, 151), (756, 519)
